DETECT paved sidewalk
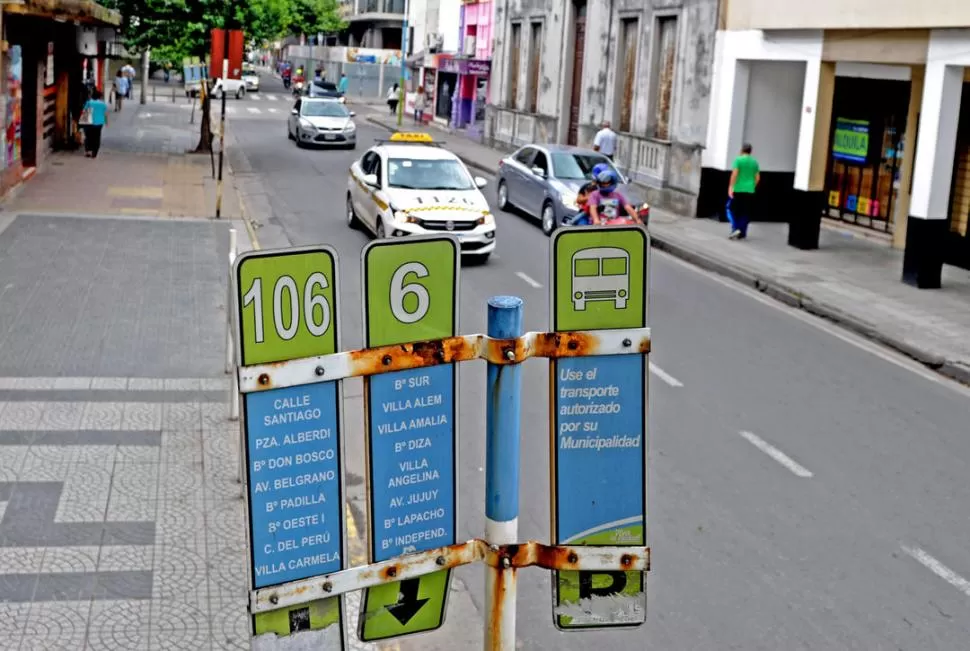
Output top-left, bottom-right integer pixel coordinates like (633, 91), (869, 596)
(366, 109), (970, 383)
(5, 98), (241, 219)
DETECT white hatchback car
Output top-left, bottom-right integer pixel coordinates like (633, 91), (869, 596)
(346, 133), (496, 261)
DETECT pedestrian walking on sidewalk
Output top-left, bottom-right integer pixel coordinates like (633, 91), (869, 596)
(80, 89), (108, 158)
(413, 86), (427, 124)
(122, 63), (136, 98)
(112, 70), (128, 112)
(727, 143), (760, 240)
(386, 83), (400, 115)
(593, 120), (617, 161)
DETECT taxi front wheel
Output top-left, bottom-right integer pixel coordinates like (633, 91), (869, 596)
(346, 195), (360, 230)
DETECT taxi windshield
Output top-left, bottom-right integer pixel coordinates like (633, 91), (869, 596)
(387, 158), (475, 190)
(302, 102), (349, 117)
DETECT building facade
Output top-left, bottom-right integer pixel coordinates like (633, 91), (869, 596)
(485, 0), (719, 215)
(701, 1), (970, 287)
(1, 0), (120, 200)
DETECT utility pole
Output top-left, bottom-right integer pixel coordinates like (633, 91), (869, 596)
(140, 47), (149, 105)
(398, 0), (410, 126)
(216, 10), (230, 219)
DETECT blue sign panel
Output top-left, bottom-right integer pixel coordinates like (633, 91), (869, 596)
(246, 382), (343, 589)
(553, 353), (646, 629)
(367, 365), (456, 561)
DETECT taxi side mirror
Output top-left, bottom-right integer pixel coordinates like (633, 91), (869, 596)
(363, 173), (379, 188)
(474, 176), (487, 189)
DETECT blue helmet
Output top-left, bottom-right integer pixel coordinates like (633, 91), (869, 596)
(591, 163), (609, 179)
(595, 169), (618, 194)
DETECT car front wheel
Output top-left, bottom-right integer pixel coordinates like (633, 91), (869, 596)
(497, 180), (509, 211)
(235, 88), (244, 99)
(541, 201), (556, 236)
(347, 194), (360, 229)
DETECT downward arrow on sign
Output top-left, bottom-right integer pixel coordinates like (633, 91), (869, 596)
(387, 578), (429, 626)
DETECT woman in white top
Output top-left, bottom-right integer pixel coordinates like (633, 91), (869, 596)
(386, 83), (399, 115)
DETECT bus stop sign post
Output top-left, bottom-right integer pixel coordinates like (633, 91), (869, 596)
(359, 236), (461, 641)
(549, 226), (650, 629)
(233, 246), (347, 649)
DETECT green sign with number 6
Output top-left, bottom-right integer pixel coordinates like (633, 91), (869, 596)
(235, 246), (339, 366)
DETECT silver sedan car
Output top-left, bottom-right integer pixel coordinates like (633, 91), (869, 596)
(496, 144), (643, 235)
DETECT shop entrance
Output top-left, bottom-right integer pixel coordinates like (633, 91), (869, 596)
(823, 77), (911, 233)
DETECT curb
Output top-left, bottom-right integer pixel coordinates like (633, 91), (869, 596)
(365, 116), (498, 177)
(650, 230), (968, 386)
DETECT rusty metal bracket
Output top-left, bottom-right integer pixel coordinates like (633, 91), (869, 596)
(238, 327), (651, 393)
(250, 539), (650, 614)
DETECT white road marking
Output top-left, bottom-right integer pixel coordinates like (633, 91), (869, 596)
(515, 271), (542, 289)
(649, 363), (683, 387)
(739, 430), (813, 478)
(903, 546), (970, 597)
(266, 94), (279, 101)
(247, 107), (260, 114)
(268, 107), (279, 114)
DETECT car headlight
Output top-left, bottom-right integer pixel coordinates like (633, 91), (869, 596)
(344, 122), (356, 132)
(476, 212), (494, 226)
(560, 192), (578, 211)
(394, 211), (420, 224)
(299, 119), (316, 130)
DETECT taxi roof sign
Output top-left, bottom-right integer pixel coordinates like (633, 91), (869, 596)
(389, 132), (434, 143)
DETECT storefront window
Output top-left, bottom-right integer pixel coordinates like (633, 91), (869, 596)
(824, 78), (910, 233)
(436, 71), (457, 120)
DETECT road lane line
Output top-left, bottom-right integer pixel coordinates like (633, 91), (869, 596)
(903, 546), (970, 597)
(268, 107), (278, 113)
(649, 363), (683, 387)
(515, 271), (542, 288)
(266, 94), (278, 101)
(739, 430), (813, 478)
(246, 107), (260, 114)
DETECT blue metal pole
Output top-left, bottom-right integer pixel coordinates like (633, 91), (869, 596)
(484, 295), (523, 651)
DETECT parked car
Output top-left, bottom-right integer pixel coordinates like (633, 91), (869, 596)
(211, 77), (246, 99)
(496, 144), (646, 235)
(288, 97), (357, 149)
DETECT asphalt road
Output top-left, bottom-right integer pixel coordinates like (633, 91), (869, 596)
(230, 75), (970, 650)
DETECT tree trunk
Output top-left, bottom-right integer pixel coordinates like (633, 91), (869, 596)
(194, 89), (213, 154)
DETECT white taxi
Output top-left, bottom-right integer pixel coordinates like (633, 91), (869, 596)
(346, 133), (496, 261)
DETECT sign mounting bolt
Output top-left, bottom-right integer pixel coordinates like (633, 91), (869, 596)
(504, 348), (515, 361)
(382, 355), (392, 366)
(567, 552), (578, 564)
(315, 366), (325, 376)
(322, 581), (333, 593)
(269, 594), (279, 605)
(258, 373), (270, 386)
(622, 338), (632, 348)
(436, 556), (446, 566)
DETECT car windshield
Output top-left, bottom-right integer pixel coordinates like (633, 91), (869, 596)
(551, 152), (618, 180)
(387, 158), (475, 190)
(302, 102), (349, 117)
(243, 69), (256, 76)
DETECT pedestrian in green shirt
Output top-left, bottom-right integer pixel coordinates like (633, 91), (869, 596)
(727, 143), (760, 240)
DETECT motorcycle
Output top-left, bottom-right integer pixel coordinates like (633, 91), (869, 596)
(292, 80), (304, 96)
(282, 76), (291, 90)
(561, 203), (650, 228)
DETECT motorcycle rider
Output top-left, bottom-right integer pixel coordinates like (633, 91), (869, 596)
(588, 169), (641, 225)
(567, 162), (611, 226)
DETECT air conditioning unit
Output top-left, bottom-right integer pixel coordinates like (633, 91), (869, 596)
(426, 33), (444, 52)
(463, 37), (476, 57)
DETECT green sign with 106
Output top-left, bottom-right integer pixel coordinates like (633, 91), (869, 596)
(234, 246), (346, 649)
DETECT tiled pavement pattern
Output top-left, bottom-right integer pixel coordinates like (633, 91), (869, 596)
(0, 378), (390, 651)
(0, 378), (248, 650)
